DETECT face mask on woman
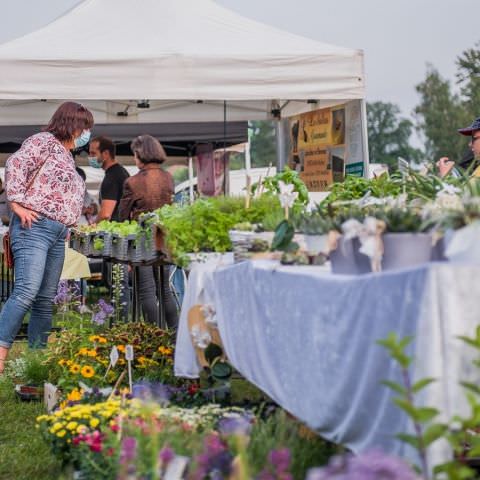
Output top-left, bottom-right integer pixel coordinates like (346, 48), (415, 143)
(88, 156), (103, 169)
(74, 130), (91, 149)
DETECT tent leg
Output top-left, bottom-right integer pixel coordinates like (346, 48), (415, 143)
(360, 99), (370, 178)
(188, 155), (194, 203)
(275, 119), (289, 171)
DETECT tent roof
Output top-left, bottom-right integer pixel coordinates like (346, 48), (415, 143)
(0, 0), (365, 104)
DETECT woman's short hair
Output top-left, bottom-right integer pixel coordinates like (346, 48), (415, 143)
(45, 102), (94, 142)
(131, 135), (167, 164)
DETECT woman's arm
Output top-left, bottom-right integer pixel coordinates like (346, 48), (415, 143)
(118, 179), (135, 222)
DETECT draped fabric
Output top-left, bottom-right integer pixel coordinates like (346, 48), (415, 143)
(175, 259), (480, 467)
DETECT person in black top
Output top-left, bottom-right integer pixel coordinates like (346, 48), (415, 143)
(88, 136), (130, 320)
(88, 136), (129, 222)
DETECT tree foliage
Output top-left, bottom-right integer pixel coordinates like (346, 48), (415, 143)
(249, 120), (276, 168)
(415, 65), (470, 162)
(367, 101), (421, 169)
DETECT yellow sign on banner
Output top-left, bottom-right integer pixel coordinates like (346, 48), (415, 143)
(289, 106), (346, 191)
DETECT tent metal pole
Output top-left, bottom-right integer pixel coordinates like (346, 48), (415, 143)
(360, 99), (370, 178)
(275, 119), (288, 171)
(188, 154), (194, 203)
(245, 123), (252, 173)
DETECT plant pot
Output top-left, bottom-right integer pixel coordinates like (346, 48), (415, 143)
(304, 234), (328, 255)
(91, 232), (113, 258)
(330, 237), (370, 274)
(381, 233), (433, 271)
(15, 383), (43, 401)
(111, 234), (134, 261)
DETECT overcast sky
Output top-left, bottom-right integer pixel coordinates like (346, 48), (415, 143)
(1, 0), (478, 120)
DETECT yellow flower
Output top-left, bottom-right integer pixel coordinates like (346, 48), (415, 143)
(90, 418), (100, 428)
(76, 425), (87, 434)
(117, 345), (126, 353)
(158, 346), (173, 356)
(98, 336), (107, 344)
(66, 360), (73, 367)
(69, 364), (81, 374)
(58, 359), (67, 366)
(51, 422), (63, 432)
(66, 421), (78, 431)
(81, 365), (95, 378)
(87, 349), (97, 358)
(56, 430), (67, 438)
(67, 388), (83, 402)
(77, 347), (89, 356)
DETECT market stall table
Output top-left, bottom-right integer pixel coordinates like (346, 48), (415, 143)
(175, 258), (480, 468)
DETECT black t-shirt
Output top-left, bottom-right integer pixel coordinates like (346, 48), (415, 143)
(100, 163), (130, 221)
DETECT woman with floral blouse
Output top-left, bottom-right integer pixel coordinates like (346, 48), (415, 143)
(0, 101), (93, 373)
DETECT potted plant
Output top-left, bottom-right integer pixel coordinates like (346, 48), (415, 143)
(296, 212), (333, 255)
(13, 349), (50, 401)
(374, 206), (433, 271)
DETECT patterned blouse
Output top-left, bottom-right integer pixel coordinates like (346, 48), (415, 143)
(6, 132), (85, 226)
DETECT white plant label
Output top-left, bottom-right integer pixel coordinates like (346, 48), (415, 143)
(110, 346), (119, 367)
(125, 345), (134, 361)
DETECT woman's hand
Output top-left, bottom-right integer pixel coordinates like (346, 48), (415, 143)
(436, 157), (455, 178)
(10, 202), (39, 228)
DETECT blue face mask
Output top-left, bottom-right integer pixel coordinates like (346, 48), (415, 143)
(74, 130), (91, 148)
(88, 156), (103, 169)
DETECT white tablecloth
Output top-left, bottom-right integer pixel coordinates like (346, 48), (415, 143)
(175, 259), (480, 468)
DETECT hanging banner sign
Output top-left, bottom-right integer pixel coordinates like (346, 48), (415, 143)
(289, 105), (346, 192)
(288, 100), (367, 191)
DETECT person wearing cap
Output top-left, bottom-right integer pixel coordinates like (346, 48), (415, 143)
(437, 117), (480, 177)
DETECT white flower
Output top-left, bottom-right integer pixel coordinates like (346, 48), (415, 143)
(438, 183), (461, 196)
(278, 181), (298, 209)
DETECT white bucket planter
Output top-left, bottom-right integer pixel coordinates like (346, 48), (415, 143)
(304, 234), (329, 255)
(381, 233), (433, 271)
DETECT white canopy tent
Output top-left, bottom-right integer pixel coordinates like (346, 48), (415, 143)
(0, 0), (365, 120)
(0, 0), (368, 179)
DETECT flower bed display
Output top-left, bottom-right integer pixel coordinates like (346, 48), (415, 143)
(44, 323), (177, 405)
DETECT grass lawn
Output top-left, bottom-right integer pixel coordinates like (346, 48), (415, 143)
(0, 343), (70, 480)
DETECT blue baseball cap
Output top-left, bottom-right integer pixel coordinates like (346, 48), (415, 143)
(458, 117), (480, 136)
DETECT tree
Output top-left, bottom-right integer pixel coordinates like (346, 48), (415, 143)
(367, 101), (422, 169)
(456, 41), (480, 119)
(249, 120), (276, 167)
(414, 65), (469, 162)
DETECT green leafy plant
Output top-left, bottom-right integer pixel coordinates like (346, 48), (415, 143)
(252, 166), (309, 206)
(295, 211), (334, 235)
(377, 333), (447, 479)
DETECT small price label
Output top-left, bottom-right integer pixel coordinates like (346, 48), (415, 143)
(125, 345), (134, 361)
(110, 346), (119, 367)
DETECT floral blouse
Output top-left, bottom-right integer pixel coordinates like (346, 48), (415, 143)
(6, 132), (85, 226)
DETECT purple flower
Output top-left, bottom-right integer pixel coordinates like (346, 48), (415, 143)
(217, 413), (254, 437)
(54, 280), (70, 305)
(120, 436), (137, 465)
(191, 434), (233, 480)
(132, 381), (172, 403)
(305, 450), (418, 480)
(268, 448), (291, 474)
(98, 298), (114, 315)
(92, 310), (107, 325)
(159, 446), (175, 465)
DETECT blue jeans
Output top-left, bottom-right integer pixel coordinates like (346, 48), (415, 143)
(0, 214), (67, 348)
